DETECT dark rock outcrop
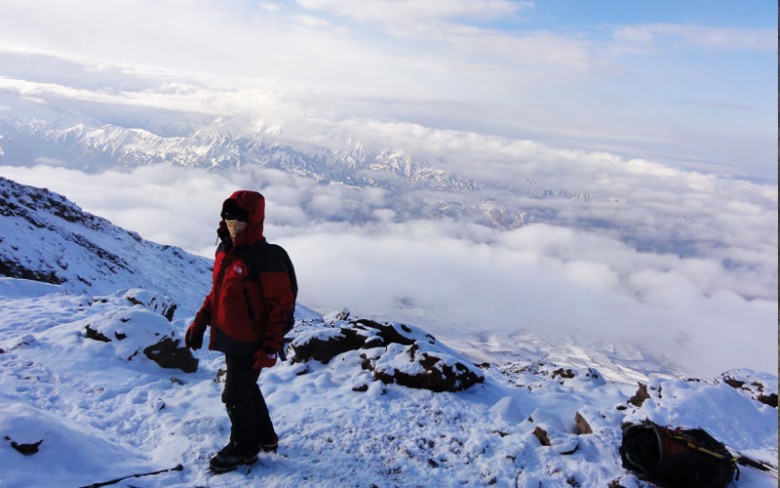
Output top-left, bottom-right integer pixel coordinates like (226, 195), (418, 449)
(5, 436), (43, 456)
(290, 317), (483, 393)
(719, 369), (778, 408)
(143, 337), (198, 373)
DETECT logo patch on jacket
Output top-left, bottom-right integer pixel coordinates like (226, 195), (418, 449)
(234, 265), (244, 274)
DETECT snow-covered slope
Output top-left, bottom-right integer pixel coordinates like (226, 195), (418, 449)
(0, 176), (212, 316)
(0, 278), (776, 488)
(0, 176), (776, 487)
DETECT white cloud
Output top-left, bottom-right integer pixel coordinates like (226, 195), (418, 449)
(308, 190), (345, 218)
(292, 14), (333, 29)
(297, 0), (530, 25)
(258, 2), (281, 13)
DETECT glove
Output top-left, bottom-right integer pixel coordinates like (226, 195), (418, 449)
(184, 322), (206, 350)
(252, 349), (278, 371)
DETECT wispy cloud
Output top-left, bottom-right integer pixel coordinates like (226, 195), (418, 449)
(297, 0), (531, 25)
(612, 23), (777, 51)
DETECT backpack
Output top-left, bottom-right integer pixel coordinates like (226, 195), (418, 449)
(240, 241), (298, 355)
(270, 243), (298, 300)
(620, 420), (736, 488)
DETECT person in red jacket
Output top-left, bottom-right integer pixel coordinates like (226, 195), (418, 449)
(185, 190), (295, 473)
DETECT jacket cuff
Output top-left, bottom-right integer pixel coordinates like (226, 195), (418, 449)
(192, 310), (210, 329)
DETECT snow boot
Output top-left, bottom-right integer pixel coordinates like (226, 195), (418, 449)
(209, 441), (258, 473)
(209, 401), (260, 473)
(259, 432), (279, 453)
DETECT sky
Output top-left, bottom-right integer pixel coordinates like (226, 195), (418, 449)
(0, 1), (777, 377)
(0, 0), (776, 180)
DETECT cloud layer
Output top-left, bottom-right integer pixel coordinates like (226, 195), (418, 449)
(1, 161), (775, 378)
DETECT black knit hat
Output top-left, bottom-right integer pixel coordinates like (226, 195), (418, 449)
(221, 198), (249, 221)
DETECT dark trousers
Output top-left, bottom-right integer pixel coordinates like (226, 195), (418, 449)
(221, 354), (275, 450)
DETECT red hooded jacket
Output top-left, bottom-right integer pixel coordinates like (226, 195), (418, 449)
(193, 191), (295, 355)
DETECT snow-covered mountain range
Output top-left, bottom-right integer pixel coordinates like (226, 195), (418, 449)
(1, 82), (728, 252)
(0, 92), (515, 226)
(0, 177), (776, 487)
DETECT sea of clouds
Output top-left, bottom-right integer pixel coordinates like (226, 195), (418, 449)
(2, 157), (775, 379)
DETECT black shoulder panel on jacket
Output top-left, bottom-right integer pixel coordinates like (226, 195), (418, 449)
(233, 241), (294, 280)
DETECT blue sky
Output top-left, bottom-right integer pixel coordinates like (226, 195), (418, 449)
(531, 1), (774, 28)
(0, 0), (776, 180)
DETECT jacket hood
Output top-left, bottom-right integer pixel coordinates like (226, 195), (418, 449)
(218, 190), (265, 245)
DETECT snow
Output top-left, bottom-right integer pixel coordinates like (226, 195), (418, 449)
(0, 176), (213, 317)
(0, 276), (776, 488)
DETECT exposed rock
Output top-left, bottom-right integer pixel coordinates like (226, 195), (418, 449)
(143, 337), (198, 373)
(719, 369), (778, 408)
(553, 368), (575, 380)
(560, 441), (579, 455)
(5, 436), (43, 456)
(628, 383), (650, 407)
(46, 289), (196, 373)
(84, 324), (111, 343)
(125, 289), (177, 322)
(499, 360), (606, 389)
(526, 408), (580, 454)
(291, 317), (427, 364)
(289, 316), (483, 393)
(291, 327), (367, 364)
(0, 260), (65, 285)
(214, 368), (227, 383)
(364, 343), (483, 393)
(533, 426), (551, 446)
(574, 411), (593, 435)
